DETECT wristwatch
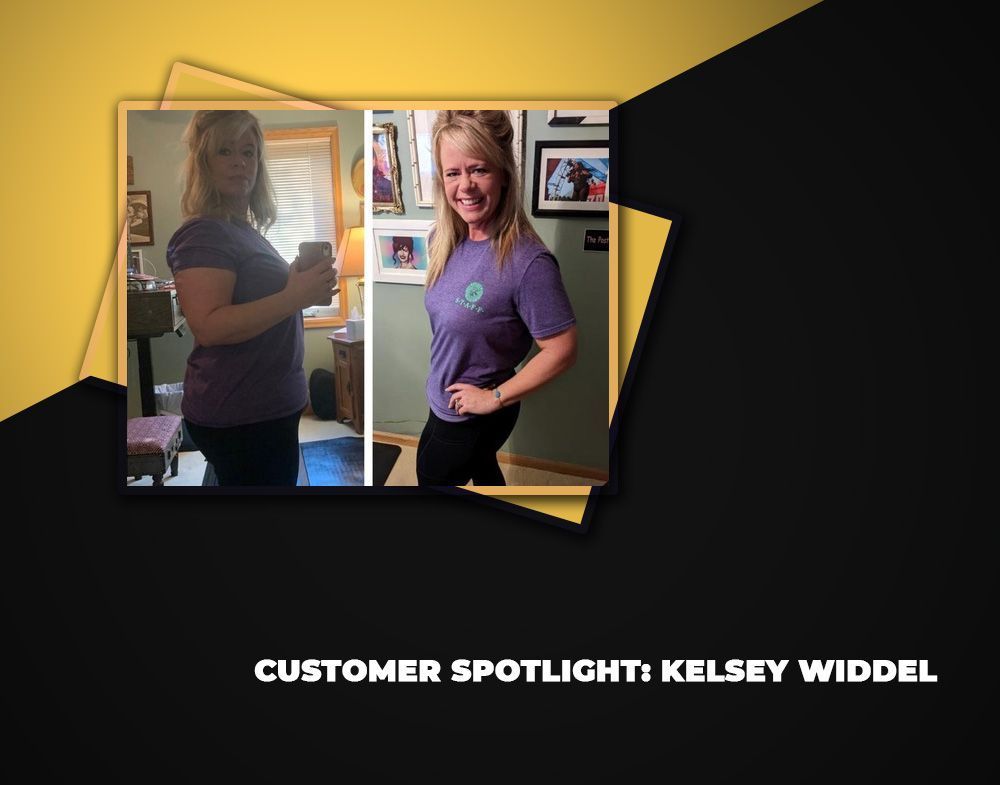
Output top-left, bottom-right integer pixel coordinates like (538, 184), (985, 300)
(494, 387), (503, 408)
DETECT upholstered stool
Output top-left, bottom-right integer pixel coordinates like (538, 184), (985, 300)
(127, 415), (183, 486)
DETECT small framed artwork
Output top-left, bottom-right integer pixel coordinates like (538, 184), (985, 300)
(127, 190), (154, 245)
(547, 109), (610, 126)
(371, 219), (433, 285)
(531, 142), (610, 218)
(407, 110), (526, 208)
(372, 122), (403, 215)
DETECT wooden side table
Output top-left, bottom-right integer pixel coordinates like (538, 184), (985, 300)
(328, 331), (364, 434)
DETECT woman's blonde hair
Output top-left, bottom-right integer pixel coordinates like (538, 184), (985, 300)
(426, 110), (540, 287)
(180, 110), (277, 231)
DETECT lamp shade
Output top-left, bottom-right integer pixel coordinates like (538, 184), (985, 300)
(335, 226), (365, 278)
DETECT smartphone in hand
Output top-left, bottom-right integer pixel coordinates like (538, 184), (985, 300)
(297, 241), (336, 306)
(298, 241), (333, 271)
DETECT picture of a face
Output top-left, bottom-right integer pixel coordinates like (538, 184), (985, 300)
(379, 234), (427, 271)
(391, 236), (416, 269)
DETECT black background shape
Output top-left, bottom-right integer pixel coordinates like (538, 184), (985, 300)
(2, 2), (993, 780)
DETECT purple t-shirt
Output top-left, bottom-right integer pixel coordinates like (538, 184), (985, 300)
(166, 217), (306, 428)
(424, 236), (576, 422)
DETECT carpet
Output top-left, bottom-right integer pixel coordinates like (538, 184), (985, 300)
(300, 437), (363, 486)
(201, 439), (400, 487)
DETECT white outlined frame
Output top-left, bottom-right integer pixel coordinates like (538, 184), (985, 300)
(370, 218), (434, 285)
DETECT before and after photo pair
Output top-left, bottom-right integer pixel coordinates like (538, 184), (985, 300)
(123, 105), (613, 492)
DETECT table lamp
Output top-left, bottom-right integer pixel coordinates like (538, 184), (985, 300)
(335, 226), (365, 316)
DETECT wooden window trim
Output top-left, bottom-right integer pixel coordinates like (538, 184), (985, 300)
(304, 314), (344, 329)
(264, 126), (347, 330)
(263, 126), (345, 247)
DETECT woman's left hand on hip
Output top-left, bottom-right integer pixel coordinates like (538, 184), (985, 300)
(445, 383), (497, 416)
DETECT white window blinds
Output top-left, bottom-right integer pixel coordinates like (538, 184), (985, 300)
(264, 135), (336, 263)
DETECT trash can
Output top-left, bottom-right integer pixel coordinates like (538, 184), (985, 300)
(154, 382), (197, 451)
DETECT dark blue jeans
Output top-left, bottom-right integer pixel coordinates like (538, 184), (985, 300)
(416, 404), (520, 486)
(185, 410), (302, 487)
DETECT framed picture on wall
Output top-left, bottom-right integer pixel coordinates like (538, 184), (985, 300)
(406, 110), (435, 208)
(372, 122), (403, 214)
(371, 219), (433, 285)
(531, 141), (610, 218)
(406, 110), (526, 208)
(547, 109), (610, 126)
(127, 190), (154, 246)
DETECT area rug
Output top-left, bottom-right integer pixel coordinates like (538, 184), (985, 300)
(300, 437), (363, 486)
(201, 439), (400, 487)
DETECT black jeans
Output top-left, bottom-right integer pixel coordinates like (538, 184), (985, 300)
(185, 410), (302, 487)
(416, 404), (520, 486)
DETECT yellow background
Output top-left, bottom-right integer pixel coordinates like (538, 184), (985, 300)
(0, 0), (818, 521)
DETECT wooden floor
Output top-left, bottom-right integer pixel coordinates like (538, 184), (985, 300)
(376, 436), (606, 487)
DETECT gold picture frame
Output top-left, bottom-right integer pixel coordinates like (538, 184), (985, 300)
(372, 122), (403, 215)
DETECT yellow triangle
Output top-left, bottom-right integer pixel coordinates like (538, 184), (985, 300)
(80, 228), (126, 385)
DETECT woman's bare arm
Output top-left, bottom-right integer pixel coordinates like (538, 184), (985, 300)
(174, 261), (338, 347)
(445, 326), (578, 415)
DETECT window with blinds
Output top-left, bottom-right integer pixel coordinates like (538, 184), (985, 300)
(263, 127), (343, 321)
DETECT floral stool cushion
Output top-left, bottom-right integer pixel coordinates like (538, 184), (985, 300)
(127, 415), (183, 486)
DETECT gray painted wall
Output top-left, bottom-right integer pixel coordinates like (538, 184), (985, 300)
(373, 110), (610, 471)
(125, 109), (364, 417)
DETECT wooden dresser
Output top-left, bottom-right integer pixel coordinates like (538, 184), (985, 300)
(328, 331), (364, 434)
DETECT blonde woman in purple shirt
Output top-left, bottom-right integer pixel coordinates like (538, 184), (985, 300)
(418, 110), (578, 486)
(167, 111), (338, 486)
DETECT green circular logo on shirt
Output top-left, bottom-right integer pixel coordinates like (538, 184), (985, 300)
(465, 282), (484, 302)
